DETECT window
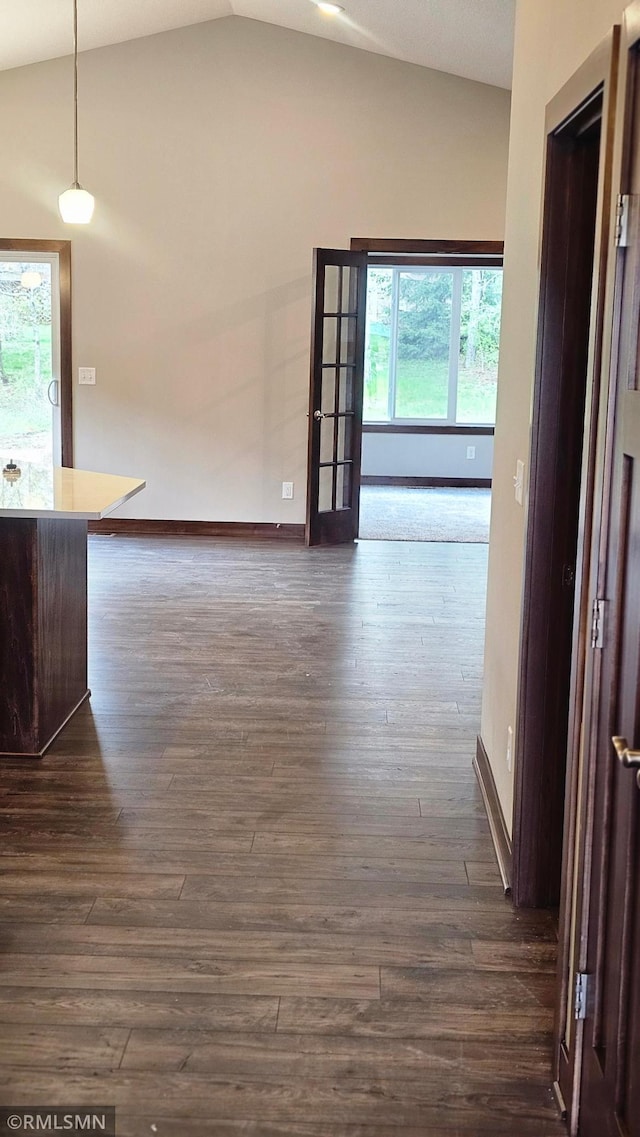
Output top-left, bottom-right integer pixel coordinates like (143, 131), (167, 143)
(363, 265), (503, 425)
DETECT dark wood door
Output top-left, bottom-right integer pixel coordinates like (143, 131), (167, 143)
(305, 249), (367, 546)
(551, 29), (622, 1130)
(579, 391), (640, 1136)
(578, 22), (640, 1135)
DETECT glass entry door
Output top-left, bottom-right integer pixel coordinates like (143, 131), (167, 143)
(0, 253), (62, 465)
(305, 248), (367, 545)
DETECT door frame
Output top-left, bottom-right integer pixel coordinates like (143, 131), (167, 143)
(305, 239), (504, 544)
(0, 238), (73, 466)
(346, 238), (504, 525)
(511, 31), (619, 915)
(351, 238), (504, 257)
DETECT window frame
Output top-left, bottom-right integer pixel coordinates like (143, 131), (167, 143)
(364, 259), (504, 428)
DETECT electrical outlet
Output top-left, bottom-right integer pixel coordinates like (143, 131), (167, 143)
(78, 367), (96, 385)
(466, 445), (476, 460)
(282, 481), (294, 500)
(506, 725), (513, 773)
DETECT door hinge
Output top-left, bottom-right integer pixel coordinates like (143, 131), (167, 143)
(575, 972), (589, 1020)
(591, 598), (607, 649)
(616, 194), (631, 247)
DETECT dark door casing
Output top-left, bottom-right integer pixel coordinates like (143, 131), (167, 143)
(513, 97), (604, 910)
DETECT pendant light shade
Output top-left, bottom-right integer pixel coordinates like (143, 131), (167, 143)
(59, 184), (95, 224)
(59, 0), (94, 224)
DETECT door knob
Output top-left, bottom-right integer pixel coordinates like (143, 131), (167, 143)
(313, 410), (325, 421)
(612, 736), (640, 768)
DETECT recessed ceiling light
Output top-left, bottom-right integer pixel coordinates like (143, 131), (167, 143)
(314, 2), (345, 15)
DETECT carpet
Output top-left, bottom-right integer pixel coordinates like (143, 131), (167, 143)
(358, 486), (491, 543)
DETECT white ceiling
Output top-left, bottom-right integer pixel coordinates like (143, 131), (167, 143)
(0, 0), (515, 89)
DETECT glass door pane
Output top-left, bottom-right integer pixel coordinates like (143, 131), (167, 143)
(0, 255), (60, 465)
(317, 263), (360, 514)
(306, 249), (366, 545)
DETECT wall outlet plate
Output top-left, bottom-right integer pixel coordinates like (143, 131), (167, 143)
(78, 367), (96, 385)
(282, 481), (294, 499)
(466, 445), (476, 460)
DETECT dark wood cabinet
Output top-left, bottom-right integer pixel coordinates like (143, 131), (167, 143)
(0, 518), (90, 757)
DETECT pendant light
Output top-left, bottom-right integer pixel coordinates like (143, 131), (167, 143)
(58, 0), (94, 224)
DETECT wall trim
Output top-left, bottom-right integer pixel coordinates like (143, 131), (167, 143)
(473, 735), (512, 894)
(361, 476), (491, 488)
(365, 255), (504, 268)
(88, 519), (305, 540)
(363, 424), (495, 436)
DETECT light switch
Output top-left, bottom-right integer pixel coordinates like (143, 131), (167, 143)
(514, 459), (525, 506)
(78, 367), (96, 385)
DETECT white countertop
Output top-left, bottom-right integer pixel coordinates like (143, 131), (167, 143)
(0, 461), (145, 519)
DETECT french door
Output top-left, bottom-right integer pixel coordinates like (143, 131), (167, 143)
(576, 8), (640, 1133)
(305, 248), (367, 545)
(0, 241), (72, 467)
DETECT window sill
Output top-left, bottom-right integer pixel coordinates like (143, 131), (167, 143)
(363, 423), (495, 436)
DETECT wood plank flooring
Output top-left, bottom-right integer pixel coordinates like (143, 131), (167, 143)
(0, 536), (562, 1135)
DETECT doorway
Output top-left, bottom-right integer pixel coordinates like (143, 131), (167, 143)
(305, 240), (503, 547)
(358, 258), (500, 543)
(0, 239), (72, 467)
(512, 84), (606, 912)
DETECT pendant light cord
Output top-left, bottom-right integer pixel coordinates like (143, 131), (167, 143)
(73, 0), (79, 186)
(58, 0), (94, 220)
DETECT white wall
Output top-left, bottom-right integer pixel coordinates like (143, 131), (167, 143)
(361, 432), (494, 479)
(481, 0), (623, 831)
(0, 16), (510, 522)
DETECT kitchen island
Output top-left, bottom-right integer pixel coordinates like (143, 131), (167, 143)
(0, 460), (145, 757)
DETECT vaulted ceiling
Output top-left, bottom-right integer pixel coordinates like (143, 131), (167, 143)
(0, 0), (515, 88)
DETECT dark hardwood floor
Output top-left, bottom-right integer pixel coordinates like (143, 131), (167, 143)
(0, 536), (562, 1135)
